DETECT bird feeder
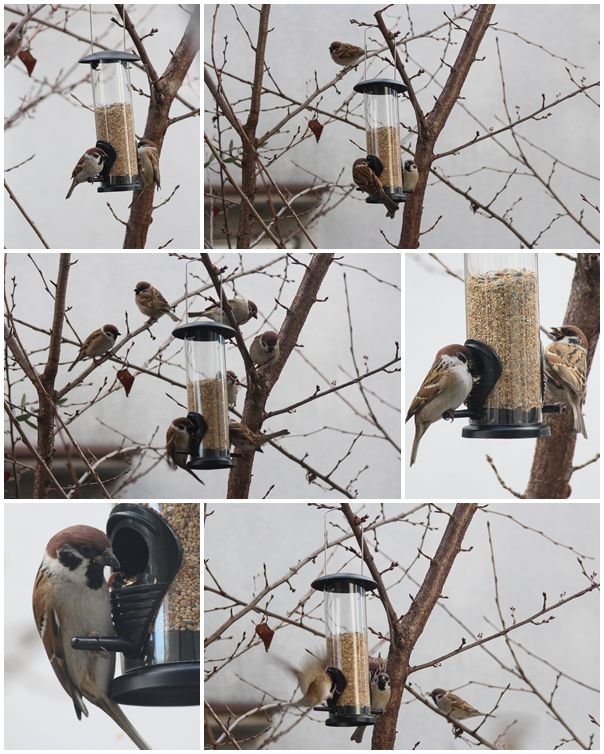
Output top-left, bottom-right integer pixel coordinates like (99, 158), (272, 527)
(311, 573), (377, 727)
(353, 78), (408, 204)
(72, 503), (200, 706)
(172, 319), (236, 469)
(79, 51), (141, 192)
(463, 253), (550, 438)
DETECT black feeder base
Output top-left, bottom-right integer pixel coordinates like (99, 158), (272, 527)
(365, 190), (409, 205)
(110, 662), (200, 706)
(462, 423), (551, 439)
(187, 455), (233, 470)
(325, 714), (375, 727)
(97, 180), (142, 193)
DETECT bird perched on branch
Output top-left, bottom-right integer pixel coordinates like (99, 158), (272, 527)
(4, 21), (25, 62)
(67, 324), (120, 372)
(66, 147), (107, 199)
(134, 281), (179, 322)
(226, 370), (240, 409)
(352, 158), (399, 219)
(229, 421), (289, 453)
(351, 662), (391, 743)
(189, 298), (258, 326)
(430, 688), (493, 720)
(406, 344), (473, 466)
(273, 650), (347, 708)
(33, 525), (150, 749)
(403, 160), (419, 191)
(137, 139), (161, 191)
(329, 41), (364, 67)
(544, 325), (588, 438)
(250, 331), (279, 367)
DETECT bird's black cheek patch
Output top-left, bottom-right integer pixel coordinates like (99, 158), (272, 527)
(58, 549), (83, 571)
(85, 561), (105, 590)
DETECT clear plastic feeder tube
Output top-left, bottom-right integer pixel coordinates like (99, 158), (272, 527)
(465, 253), (545, 430)
(80, 51), (140, 191)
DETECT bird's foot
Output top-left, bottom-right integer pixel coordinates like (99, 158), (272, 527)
(87, 632), (110, 658)
(442, 410), (455, 422)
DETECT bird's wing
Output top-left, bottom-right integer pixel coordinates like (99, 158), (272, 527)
(406, 362), (452, 421)
(545, 342), (586, 397)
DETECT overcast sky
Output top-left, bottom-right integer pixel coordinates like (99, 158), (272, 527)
(405, 253), (600, 499)
(204, 4), (599, 249)
(5, 252), (401, 500)
(4, 501), (199, 750)
(4, 4), (199, 249)
(204, 502), (600, 750)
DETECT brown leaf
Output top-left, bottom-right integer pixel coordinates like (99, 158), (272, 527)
(308, 118), (324, 143)
(255, 622), (274, 652)
(211, 206), (220, 217)
(18, 49), (37, 77)
(116, 369), (135, 397)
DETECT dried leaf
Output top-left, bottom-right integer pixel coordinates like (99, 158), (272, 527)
(255, 622), (274, 652)
(18, 49), (37, 77)
(117, 369), (135, 397)
(308, 118), (324, 143)
(211, 206), (220, 217)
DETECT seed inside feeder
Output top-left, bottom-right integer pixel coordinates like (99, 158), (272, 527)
(187, 377), (229, 451)
(366, 127), (403, 192)
(466, 268), (542, 424)
(94, 102), (137, 181)
(327, 632), (371, 709)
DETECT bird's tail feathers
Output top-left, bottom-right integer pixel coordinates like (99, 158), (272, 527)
(410, 422), (427, 467)
(98, 698), (151, 750)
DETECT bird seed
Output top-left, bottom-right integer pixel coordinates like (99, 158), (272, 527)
(327, 632), (371, 709)
(366, 127), (403, 192)
(94, 102), (137, 180)
(187, 378), (229, 451)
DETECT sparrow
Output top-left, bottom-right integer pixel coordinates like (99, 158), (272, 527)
(403, 160), (419, 191)
(274, 651), (347, 708)
(352, 158), (399, 219)
(351, 665), (391, 743)
(134, 281), (179, 322)
(226, 370), (239, 409)
(137, 139), (161, 191)
(166, 417), (195, 470)
(229, 421), (289, 453)
(430, 688), (492, 721)
(406, 344), (473, 467)
(66, 147), (107, 199)
(329, 41), (364, 67)
(67, 324), (120, 372)
(249, 331), (279, 367)
(32, 525), (150, 750)
(4, 21), (24, 61)
(544, 325), (588, 438)
(189, 298), (258, 326)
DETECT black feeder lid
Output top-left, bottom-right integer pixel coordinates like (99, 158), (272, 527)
(110, 662), (200, 707)
(311, 572), (377, 593)
(79, 50), (140, 65)
(172, 320), (236, 342)
(354, 78), (408, 95)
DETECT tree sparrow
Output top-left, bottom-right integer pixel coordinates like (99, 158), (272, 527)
(137, 139), (161, 191)
(4, 21), (25, 61)
(406, 344), (473, 466)
(249, 331), (279, 367)
(134, 281), (179, 322)
(329, 41), (364, 67)
(189, 298), (258, 326)
(66, 147), (107, 199)
(67, 324), (120, 372)
(32, 525), (150, 750)
(544, 325), (588, 438)
(351, 666), (391, 743)
(229, 421), (289, 453)
(403, 160), (419, 191)
(166, 417), (196, 469)
(352, 158), (399, 219)
(226, 370), (239, 409)
(430, 688), (492, 720)
(274, 651), (347, 708)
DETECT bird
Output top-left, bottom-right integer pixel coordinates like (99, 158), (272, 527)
(66, 147), (107, 199)
(352, 158), (399, 219)
(351, 665), (391, 743)
(329, 41), (364, 67)
(32, 525), (150, 750)
(166, 417), (196, 470)
(406, 344), (473, 467)
(226, 370), (239, 409)
(274, 650), (347, 708)
(134, 281), (179, 322)
(403, 160), (419, 191)
(229, 421), (289, 453)
(188, 298), (258, 326)
(430, 688), (492, 721)
(67, 324), (120, 372)
(4, 21), (25, 62)
(544, 325), (588, 438)
(249, 331), (279, 367)
(137, 139), (160, 191)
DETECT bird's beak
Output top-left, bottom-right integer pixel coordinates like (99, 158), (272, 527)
(547, 327), (561, 340)
(100, 548), (120, 570)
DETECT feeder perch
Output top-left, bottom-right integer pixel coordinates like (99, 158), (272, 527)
(451, 339), (503, 420)
(172, 319), (236, 469)
(463, 253), (550, 438)
(353, 78), (408, 204)
(311, 573), (377, 727)
(79, 51), (141, 192)
(72, 503), (200, 706)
